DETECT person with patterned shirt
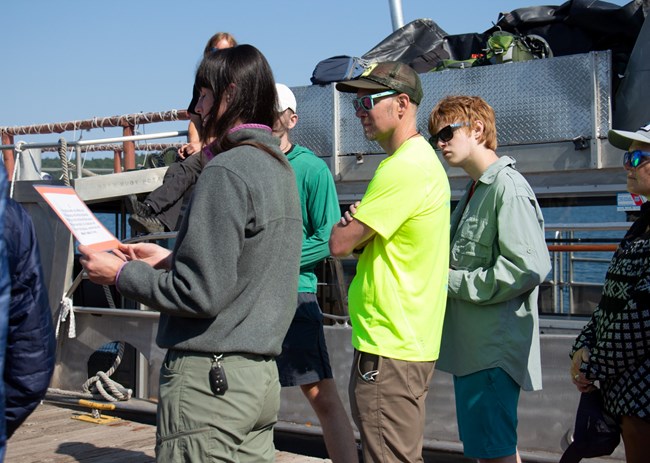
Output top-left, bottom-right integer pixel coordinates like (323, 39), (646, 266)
(570, 122), (650, 463)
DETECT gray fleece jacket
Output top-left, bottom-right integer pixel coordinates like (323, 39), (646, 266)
(118, 126), (302, 356)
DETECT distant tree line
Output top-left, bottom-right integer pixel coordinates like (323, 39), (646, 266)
(42, 154), (150, 170)
(42, 154), (152, 174)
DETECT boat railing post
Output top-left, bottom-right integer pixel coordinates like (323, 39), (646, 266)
(558, 230), (565, 313)
(136, 352), (149, 399)
(552, 230), (560, 313)
(568, 230), (575, 313)
(113, 148), (122, 174)
(2, 132), (15, 179)
(122, 125), (136, 171)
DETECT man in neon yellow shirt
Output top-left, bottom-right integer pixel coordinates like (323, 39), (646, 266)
(330, 61), (450, 463)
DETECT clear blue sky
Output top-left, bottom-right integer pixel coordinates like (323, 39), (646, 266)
(1, 0), (627, 149)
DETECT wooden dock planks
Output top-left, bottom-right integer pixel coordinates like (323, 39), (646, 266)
(7, 403), (331, 462)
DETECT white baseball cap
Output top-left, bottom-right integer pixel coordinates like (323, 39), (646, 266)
(276, 83), (297, 113)
(608, 122), (650, 150)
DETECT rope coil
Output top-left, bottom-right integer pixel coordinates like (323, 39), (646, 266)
(81, 341), (133, 402)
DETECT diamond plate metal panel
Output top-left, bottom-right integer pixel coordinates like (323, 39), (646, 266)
(290, 85), (335, 159)
(291, 84), (381, 157)
(595, 51), (612, 139)
(417, 52), (610, 147)
(291, 51), (611, 156)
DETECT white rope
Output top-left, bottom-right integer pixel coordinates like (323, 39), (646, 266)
(138, 119), (151, 168)
(58, 138), (70, 186)
(47, 387), (95, 399)
(76, 131), (88, 172)
(9, 141), (25, 198)
(53, 293), (130, 402)
(55, 296), (76, 339)
(82, 371), (133, 402)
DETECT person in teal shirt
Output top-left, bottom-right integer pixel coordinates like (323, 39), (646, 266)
(274, 84), (357, 463)
(429, 95), (551, 463)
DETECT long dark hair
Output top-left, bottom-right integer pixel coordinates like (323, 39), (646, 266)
(195, 44), (283, 163)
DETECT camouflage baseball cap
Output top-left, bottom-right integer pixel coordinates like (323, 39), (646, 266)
(336, 61), (423, 105)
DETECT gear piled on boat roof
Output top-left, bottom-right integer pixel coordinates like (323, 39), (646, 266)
(311, 0), (647, 88)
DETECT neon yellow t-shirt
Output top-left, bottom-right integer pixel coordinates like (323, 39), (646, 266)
(349, 136), (450, 361)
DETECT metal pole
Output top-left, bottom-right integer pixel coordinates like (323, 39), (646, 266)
(75, 131), (188, 146)
(75, 144), (82, 179)
(388, 0), (404, 30)
(569, 231), (575, 313)
(136, 352), (149, 399)
(552, 231), (560, 313)
(1, 131), (189, 151)
(331, 85), (341, 180)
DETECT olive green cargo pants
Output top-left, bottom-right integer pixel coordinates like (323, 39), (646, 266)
(156, 350), (280, 462)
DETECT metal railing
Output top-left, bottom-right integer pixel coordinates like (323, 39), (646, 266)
(1, 109), (190, 178)
(2, 130), (188, 181)
(544, 222), (630, 314)
(96, 211), (632, 318)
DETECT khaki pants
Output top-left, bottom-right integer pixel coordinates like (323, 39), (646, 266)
(349, 350), (435, 463)
(156, 350), (279, 462)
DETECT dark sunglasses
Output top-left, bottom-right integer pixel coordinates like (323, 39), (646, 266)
(352, 90), (397, 112)
(623, 150), (650, 168)
(428, 122), (470, 146)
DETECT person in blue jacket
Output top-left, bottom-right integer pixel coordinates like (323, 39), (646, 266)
(2, 193), (56, 443)
(0, 168), (9, 462)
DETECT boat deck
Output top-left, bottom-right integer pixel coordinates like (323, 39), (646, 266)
(7, 402), (332, 462)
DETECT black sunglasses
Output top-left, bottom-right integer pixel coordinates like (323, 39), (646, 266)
(428, 122), (470, 146)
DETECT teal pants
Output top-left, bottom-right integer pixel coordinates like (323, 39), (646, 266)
(156, 350), (280, 462)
